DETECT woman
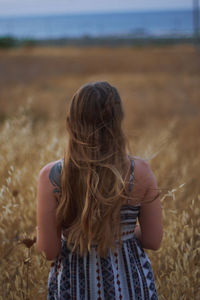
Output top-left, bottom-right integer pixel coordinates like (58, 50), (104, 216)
(36, 81), (163, 300)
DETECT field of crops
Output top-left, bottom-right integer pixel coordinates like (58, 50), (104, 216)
(0, 45), (199, 299)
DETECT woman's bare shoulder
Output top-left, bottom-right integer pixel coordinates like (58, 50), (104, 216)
(38, 159), (63, 192)
(130, 156), (157, 190)
(129, 156), (159, 206)
(131, 156), (152, 178)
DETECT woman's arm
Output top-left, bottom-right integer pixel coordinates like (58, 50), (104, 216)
(135, 160), (163, 250)
(36, 162), (62, 260)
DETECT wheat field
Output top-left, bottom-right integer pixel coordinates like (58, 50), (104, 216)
(0, 45), (199, 299)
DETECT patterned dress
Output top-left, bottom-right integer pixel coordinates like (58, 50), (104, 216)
(47, 159), (158, 300)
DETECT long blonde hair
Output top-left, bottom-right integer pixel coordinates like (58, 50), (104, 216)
(56, 81), (130, 257)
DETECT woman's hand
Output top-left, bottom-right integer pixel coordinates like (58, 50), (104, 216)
(134, 224), (142, 241)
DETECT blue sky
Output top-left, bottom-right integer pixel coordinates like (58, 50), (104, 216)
(0, 0), (192, 17)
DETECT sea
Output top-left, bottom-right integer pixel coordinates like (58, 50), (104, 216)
(0, 9), (194, 40)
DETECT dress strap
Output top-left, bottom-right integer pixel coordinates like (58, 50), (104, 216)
(128, 159), (134, 192)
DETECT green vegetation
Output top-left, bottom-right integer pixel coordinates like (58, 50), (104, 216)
(0, 36), (36, 48)
(0, 35), (196, 48)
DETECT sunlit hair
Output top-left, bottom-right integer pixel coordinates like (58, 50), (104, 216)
(56, 81), (131, 257)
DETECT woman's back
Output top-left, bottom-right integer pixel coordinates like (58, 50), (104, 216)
(47, 156), (160, 300)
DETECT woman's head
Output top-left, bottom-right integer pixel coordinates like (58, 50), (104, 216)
(57, 81), (129, 257)
(66, 81), (125, 162)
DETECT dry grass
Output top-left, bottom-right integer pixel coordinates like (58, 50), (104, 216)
(0, 45), (199, 299)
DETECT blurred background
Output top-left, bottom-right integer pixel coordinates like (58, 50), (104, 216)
(0, 0), (199, 121)
(0, 1), (199, 299)
(0, 0), (199, 122)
